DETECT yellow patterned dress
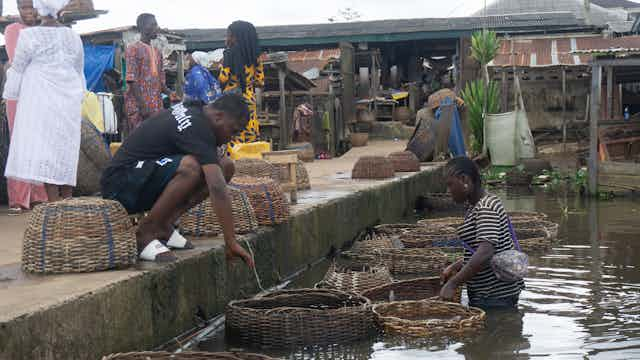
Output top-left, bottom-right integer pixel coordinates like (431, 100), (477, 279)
(219, 62), (264, 152)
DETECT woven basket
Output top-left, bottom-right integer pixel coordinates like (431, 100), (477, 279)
(350, 133), (369, 147)
(399, 228), (460, 249)
(230, 176), (290, 226)
(275, 160), (311, 190)
(513, 219), (559, 239)
(362, 277), (462, 304)
(419, 193), (464, 212)
(316, 263), (393, 294)
(388, 151), (421, 172)
(76, 118), (111, 196)
(418, 217), (464, 229)
(373, 223), (423, 237)
(508, 211), (548, 220)
(62, 0), (94, 13)
(235, 159), (279, 181)
(179, 187), (258, 237)
(373, 300), (486, 337)
(102, 352), (274, 360)
(516, 228), (552, 252)
(343, 248), (452, 276)
(226, 288), (374, 348)
(352, 156), (395, 180)
(351, 233), (396, 253)
(22, 197), (137, 274)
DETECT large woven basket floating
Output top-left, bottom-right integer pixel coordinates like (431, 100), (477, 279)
(178, 187), (258, 237)
(235, 159), (279, 181)
(509, 211), (548, 220)
(275, 160), (311, 190)
(418, 217), (464, 229)
(516, 228), (552, 252)
(352, 156), (395, 180)
(23, 197), (137, 274)
(513, 219), (559, 239)
(388, 151), (421, 172)
(343, 248), (452, 276)
(102, 352), (274, 360)
(373, 300), (486, 337)
(419, 193), (465, 213)
(230, 176), (290, 226)
(226, 288), (374, 348)
(399, 228), (460, 249)
(362, 277), (462, 304)
(316, 263), (393, 294)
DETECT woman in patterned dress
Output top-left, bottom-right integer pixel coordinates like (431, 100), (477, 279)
(219, 21), (264, 154)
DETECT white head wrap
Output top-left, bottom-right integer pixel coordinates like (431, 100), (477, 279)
(191, 52), (211, 67)
(34, 0), (71, 17)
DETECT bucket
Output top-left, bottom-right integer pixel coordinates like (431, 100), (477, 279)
(486, 112), (517, 166)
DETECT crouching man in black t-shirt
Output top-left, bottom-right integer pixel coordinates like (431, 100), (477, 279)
(101, 94), (253, 266)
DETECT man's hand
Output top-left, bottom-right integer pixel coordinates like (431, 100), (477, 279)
(440, 259), (462, 285)
(439, 281), (458, 302)
(226, 242), (255, 268)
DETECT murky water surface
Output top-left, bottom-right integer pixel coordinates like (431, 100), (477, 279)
(200, 190), (640, 359)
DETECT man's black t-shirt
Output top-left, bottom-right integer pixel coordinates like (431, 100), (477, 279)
(102, 103), (218, 188)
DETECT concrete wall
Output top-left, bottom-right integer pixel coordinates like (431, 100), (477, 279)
(0, 167), (447, 360)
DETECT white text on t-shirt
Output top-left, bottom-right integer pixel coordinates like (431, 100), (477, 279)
(172, 103), (193, 132)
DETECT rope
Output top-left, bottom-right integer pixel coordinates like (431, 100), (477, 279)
(243, 238), (265, 292)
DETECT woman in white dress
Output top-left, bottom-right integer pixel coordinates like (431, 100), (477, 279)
(3, 0), (85, 201)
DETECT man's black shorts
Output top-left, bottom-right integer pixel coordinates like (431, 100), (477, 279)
(102, 155), (184, 214)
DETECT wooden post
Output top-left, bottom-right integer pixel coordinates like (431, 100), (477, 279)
(501, 70), (509, 112)
(278, 66), (287, 150)
(589, 64), (602, 196)
(176, 51), (185, 99)
(606, 67), (613, 120)
(562, 67), (567, 152)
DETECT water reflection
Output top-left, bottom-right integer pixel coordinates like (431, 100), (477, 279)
(200, 190), (640, 359)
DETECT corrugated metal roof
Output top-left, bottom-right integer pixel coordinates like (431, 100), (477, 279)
(490, 35), (640, 67)
(286, 49), (341, 75)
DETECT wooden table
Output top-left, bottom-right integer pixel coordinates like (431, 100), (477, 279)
(262, 150), (299, 204)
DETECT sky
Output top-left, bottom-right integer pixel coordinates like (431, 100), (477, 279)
(4, 0), (490, 34)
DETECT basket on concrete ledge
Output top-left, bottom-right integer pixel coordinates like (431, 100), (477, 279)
(226, 288), (374, 348)
(316, 263), (393, 294)
(102, 352), (275, 360)
(362, 277), (461, 304)
(388, 151), (421, 172)
(179, 187), (258, 237)
(373, 300), (486, 337)
(230, 176), (290, 226)
(352, 156), (395, 180)
(22, 197), (137, 274)
(235, 158), (279, 181)
(275, 160), (311, 190)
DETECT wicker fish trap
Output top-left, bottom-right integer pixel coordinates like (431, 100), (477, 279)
(316, 263), (393, 294)
(230, 176), (290, 226)
(516, 228), (552, 252)
(508, 211), (548, 220)
(417, 217), (464, 229)
(362, 277), (462, 304)
(235, 159), (279, 181)
(373, 224), (423, 237)
(373, 300), (486, 337)
(419, 193), (465, 212)
(513, 219), (559, 239)
(23, 197), (137, 274)
(388, 151), (421, 172)
(101, 352), (274, 360)
(343, 248), (452, 276)
(179, 187), (258, 237)
(275, 160), (311, 190)
(351, 233), (396, 253)
(399, 228), (460, 249)
(226, 288), (374, 348)
(352, 156), (395, 180)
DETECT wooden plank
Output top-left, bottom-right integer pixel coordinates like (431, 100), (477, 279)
(589, 64), (602, 196)
(278, 67), (288, 150)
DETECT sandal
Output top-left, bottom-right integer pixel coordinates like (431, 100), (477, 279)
(7, 207), (25, 216)
(166, 229), (194, 250)
(139, 240), (176, 262)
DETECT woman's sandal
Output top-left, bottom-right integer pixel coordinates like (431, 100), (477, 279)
(166, 229), (194, 250)
(139, 240), (177, 262)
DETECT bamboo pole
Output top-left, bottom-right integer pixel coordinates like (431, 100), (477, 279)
(589, 64), (602, 196)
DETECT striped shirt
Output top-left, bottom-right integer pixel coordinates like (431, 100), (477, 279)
(458, 193), (524, 302)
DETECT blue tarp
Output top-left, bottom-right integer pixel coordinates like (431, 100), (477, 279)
(435, 97), (466, 157)
(83, 44), (115, 92)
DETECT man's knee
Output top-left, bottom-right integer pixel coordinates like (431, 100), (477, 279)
(220, 157), (235, 183)
(178, 155), (204, 181)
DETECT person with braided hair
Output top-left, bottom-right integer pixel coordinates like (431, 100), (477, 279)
(219, 20), (264, 154)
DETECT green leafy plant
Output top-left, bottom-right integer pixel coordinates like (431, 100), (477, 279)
(461, 79), (500, 154)
(471, 30), (501, 85)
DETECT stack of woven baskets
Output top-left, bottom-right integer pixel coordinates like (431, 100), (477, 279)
(352, 156), (395, 180)
(362, 277), (461, 304)
(316, 263), (392, 294)
(235, 159), (279, 181)
(22, 197), (137, 274)
(230, 176), (290, 225)
(179, 186), (258, 236)
(226, 289), (374, 348)
(387, 151), (421, 172)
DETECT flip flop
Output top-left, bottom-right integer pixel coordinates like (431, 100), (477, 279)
(139, 240), (176, 262)
(166, 229), (195, 250)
